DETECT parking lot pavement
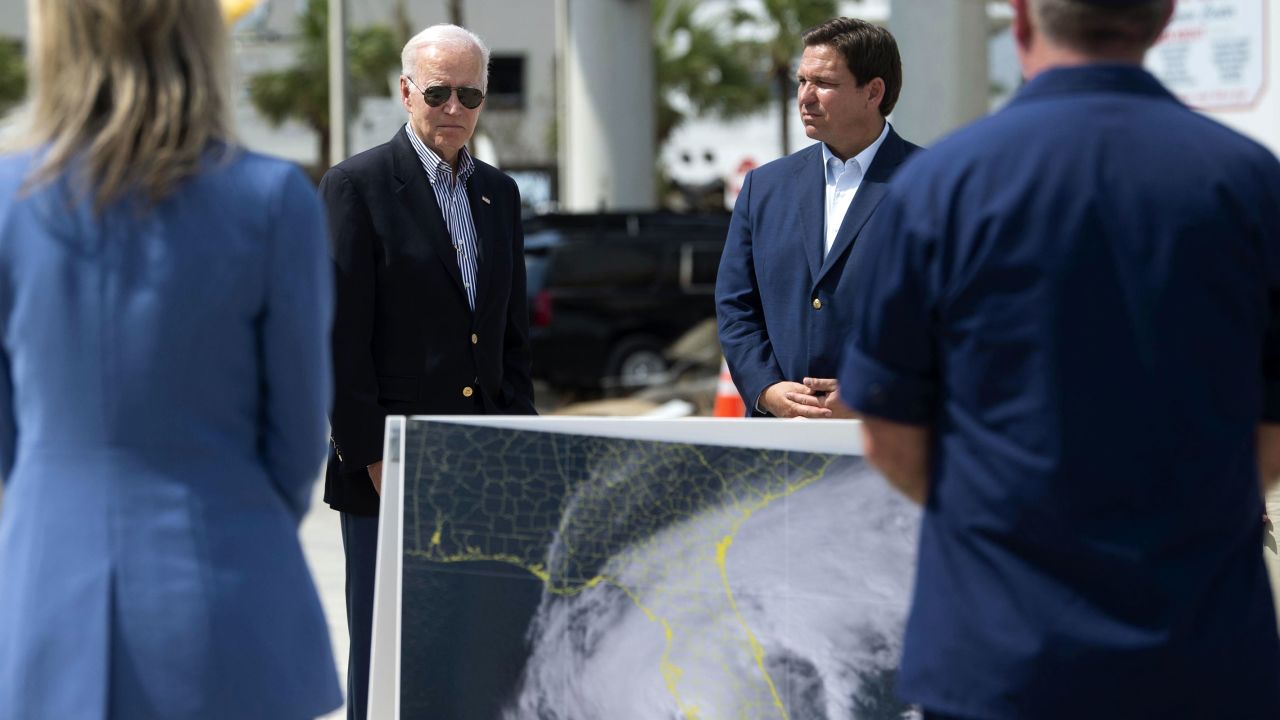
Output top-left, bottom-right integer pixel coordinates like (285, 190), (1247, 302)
(300, 479), (349, 720)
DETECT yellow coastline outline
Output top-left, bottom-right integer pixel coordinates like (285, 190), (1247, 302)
(406, 439), (837, 719)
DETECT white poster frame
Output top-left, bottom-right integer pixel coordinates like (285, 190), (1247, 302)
(365, 416), (864, 719)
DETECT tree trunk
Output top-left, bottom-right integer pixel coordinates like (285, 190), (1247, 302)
(776, 66), (791, 157)
(393, 0), (412, 43)
(448, 0), (463, 26)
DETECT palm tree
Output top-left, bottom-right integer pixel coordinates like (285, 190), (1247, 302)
(653, 0), (771, 148)
(247, 0), (401, 173)
(729, 0), (837, 156)
(0, 38), (26, 117)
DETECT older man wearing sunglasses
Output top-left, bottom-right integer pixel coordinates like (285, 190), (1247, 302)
(318, 23), (537, 720)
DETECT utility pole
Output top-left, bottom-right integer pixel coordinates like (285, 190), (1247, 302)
(328, 0), (350, 166)
(557, 0), (656, 210)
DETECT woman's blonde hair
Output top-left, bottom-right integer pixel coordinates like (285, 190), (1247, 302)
(15, 0), (233, 210)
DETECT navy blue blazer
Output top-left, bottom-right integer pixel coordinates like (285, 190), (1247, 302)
(715, 129), (920, 414)
(319, 129), (536, 516)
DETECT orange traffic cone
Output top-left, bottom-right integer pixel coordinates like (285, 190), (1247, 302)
(713, 357), (746, 417)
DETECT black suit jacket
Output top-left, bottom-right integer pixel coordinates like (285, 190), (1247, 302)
(319, 129), (536, 515)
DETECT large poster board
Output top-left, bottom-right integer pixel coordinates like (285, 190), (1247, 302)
(368, 417), (918, 719)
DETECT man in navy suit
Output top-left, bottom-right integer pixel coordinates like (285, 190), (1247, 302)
(318, 23), (536, 720)
(715, 17), (920, 418)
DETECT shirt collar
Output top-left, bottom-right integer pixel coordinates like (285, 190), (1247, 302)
(1011, 64), (1178, 107)
(404, 123), (475, 186)
(821, 121), (892, 185)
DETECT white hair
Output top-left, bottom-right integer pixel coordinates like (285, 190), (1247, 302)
(401, 24), (491, 93)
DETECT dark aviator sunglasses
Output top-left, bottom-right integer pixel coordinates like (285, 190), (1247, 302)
(407, 76), (485, 109)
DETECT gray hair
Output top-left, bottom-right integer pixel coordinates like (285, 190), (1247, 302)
(1031, 0), (1172, 54)
(401, 24), (491, 93)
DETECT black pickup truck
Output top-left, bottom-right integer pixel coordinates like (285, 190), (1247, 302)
(522, 212), (730, 391)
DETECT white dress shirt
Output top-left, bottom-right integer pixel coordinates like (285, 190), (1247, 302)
(822, 121), (891, 258)
(404, 124), (481, 311)
(754, 122), (894, 414)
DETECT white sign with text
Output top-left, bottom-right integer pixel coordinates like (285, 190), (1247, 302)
(1147, 0), (1267, 110)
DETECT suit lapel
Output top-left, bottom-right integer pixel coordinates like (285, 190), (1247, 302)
(466, 165), (497, 314)
(792, 146), (825, 283)
(815, 129), (906, 284)
(391, 130), (467, 300)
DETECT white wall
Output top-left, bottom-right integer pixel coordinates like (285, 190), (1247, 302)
(0, 0), (23, 39)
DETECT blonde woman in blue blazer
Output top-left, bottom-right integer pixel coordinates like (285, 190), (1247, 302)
(0, 1), (342, 718)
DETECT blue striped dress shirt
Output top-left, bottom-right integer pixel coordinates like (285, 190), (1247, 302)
(404, 124), (480, 311)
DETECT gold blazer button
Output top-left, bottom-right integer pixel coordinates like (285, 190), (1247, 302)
(812, 298), (823, 310)
(463, 386), (475, 398)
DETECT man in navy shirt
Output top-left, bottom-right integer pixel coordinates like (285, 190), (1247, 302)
(716, 18), (920, 418)
(837, 0), (1280, 717)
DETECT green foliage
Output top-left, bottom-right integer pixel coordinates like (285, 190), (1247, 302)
(654, 0), (769, 146)
(732, 0), (838, 155)
(654, 0), (838, 155)
(0, 38), (27, 116)
(349, 25), (401, 97)
(246, 0), (400, 170)
(731, 0), (839, 81)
